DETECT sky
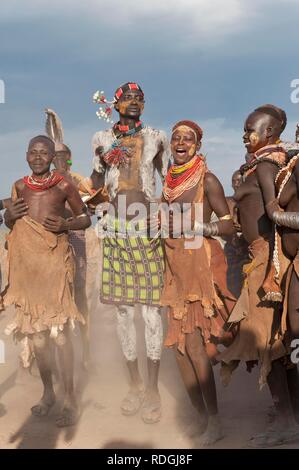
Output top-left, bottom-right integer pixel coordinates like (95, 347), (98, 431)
(1, 0), (299, 195)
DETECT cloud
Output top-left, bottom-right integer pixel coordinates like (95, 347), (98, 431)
(0, 0), (290, 51)
(2, 0), (299, 63)
(200, 118), (244, 192)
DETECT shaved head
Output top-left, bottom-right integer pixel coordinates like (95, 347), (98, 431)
(28, 135), (55, 155)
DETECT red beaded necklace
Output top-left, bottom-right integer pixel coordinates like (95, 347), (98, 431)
(23, 170), (64, 191)
(163, 155), (205, 202)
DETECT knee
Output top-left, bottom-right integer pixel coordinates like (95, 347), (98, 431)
(54, 332), (67, 347)
(142, 307), (162, 332)
(185, 334), (204, 361)
(32, 332), (47, 350)
(117, 306), (135, 326)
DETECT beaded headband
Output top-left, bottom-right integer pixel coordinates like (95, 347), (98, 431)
(93, 82), (144, 123)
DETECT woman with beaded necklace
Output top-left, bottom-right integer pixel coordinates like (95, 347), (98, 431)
(160, 120), (235, 445)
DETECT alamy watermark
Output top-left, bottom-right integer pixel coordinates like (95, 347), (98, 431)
(94, 195), (205, 249)
(290, 79), (299, 104)
(0, 79), (5, 104)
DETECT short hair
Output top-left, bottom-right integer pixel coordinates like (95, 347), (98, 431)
(55, 143), (71, 156)
(28, 135), (55, 154)
(254, 104), (287, 133)
(62, 144), (71, 156)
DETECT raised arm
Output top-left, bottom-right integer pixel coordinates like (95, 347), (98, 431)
(90, 133), (106, 190)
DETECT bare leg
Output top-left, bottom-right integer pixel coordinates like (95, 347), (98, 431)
(76, 290), (90, 370)
(31, 332), (56, 416)
(185, 330), (223, 445)
(175, 347), (208, 433)
(70, 231), (90, 369)
(116, 305), (144, 415)
(141, 306), (163, 424)
(287, 367), (299, 422)
(250, 359), (299, 447)
(287, 269), (299, 420)
(55, 328), (78, 427)
(267, 359), (296, 428)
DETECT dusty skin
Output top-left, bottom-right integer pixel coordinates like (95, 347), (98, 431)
(0, 227), (298, 449)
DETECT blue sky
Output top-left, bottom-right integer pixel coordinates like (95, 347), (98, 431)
(1, 0), (299, 195)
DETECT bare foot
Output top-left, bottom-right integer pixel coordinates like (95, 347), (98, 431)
(249, 423), (299, 448)
(31, 391), (56, 417)
(193, 413), (208, 436)
(198, 415), (224, 446)
(120, 384), (145, 416)
(56, 397), (79, 427)
(181, 413), (208, 442)
(141, 389), (161, 424)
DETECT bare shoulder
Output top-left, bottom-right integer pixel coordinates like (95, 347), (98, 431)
(15, 178), (25, 192)
(256, 160), (279, 177)
(204, 171), (222, 189)
(57, 178), (76, 194)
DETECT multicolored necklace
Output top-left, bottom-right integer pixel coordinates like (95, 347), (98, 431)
(163, 155), (205, 202)
(103, 121), (144, 167)
(113, 120), (143, 138)
(23, 170), (64, 191)
(240, 142), (287, 180)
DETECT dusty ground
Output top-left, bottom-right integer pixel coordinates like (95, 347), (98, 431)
(0, 227), (298, 449)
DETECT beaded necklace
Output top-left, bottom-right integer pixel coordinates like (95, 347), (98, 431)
(240, 143), (286, 180)
(163, 155), (205, 202)
(103, 121), (144, 167)
(23, 171), (64, 191)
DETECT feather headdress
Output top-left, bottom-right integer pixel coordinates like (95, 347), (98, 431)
(45, 108), (64, 143)
(92, 82), (144, 123)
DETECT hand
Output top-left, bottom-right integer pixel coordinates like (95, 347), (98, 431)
(95, 145), (104, 158)
(161, 211), (181, 238)
(233, 220), (242, 232)
(147, 211), (161, 236)
(86, 203), (96, 215)
(265, 199), (282, 219)
(232, 206), (241, 232)
(5, 198), (28, 222)
(42, 215), (68, 233)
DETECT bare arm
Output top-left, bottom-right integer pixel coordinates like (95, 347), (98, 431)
(90, 169), (105, 190)
(43, 181), (91, 232)
(90, 133), (106, 190)
(203, 173), (234, 237)
(4, 182), (28, 229)
(153, 131), (171, 183)
(271, 160), (299, 229)
(256, 161), (279, 219)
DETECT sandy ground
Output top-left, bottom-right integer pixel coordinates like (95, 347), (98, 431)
(0, 228), (298, 449)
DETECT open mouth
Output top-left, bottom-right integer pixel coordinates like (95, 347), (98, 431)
(175, 148), (187, 157)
